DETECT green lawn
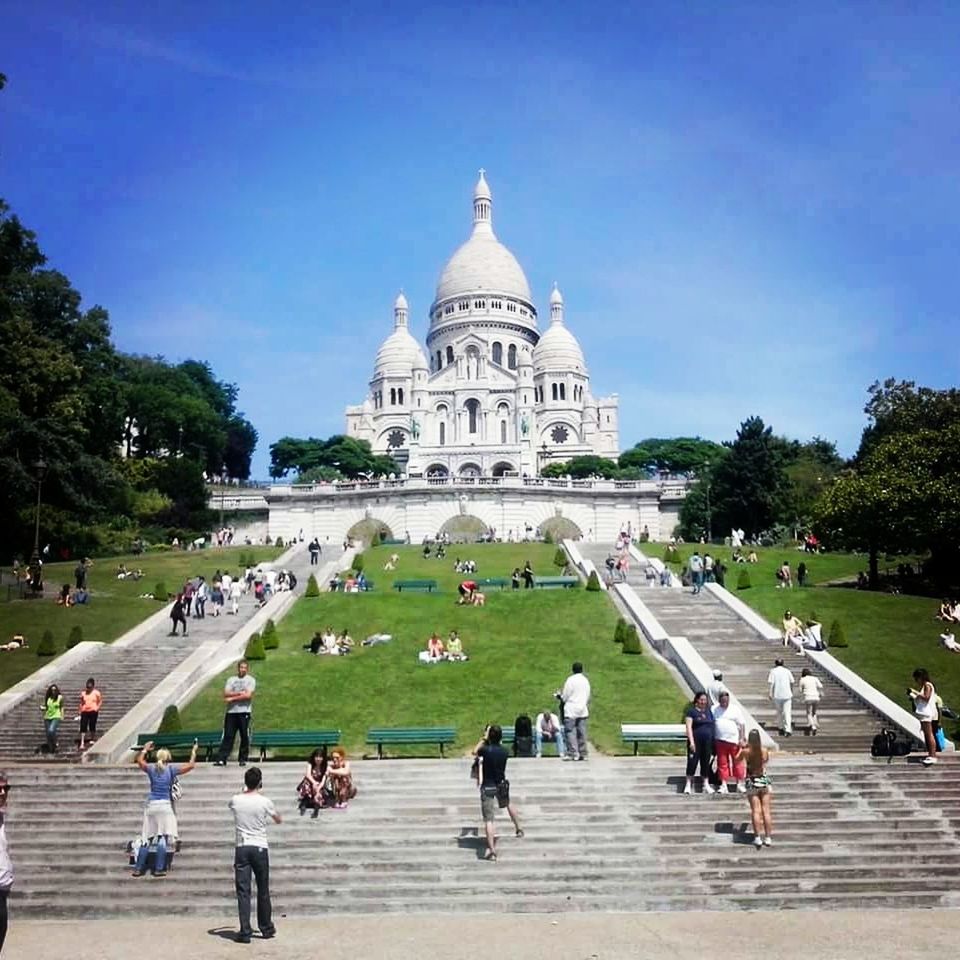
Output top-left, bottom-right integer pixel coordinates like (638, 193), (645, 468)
(655, 544), (960, 741)
(180, 543), (688, 756)
(0, 545), (282, 693)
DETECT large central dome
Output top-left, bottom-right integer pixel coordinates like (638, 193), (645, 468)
(432, 171), (533, 313)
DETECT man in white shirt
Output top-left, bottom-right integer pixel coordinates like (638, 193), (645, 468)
(767, 658), (796, 736)
(688, 552), (704, 595)
(712, 692), (746, 793)
(558, 662), (591, 761)
(534, 707), (566, 758)
(0, 769), (13, 952)
(707, 670), (728, 707)
(229, 767), (282, 944)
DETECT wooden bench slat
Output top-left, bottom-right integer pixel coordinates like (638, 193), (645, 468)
(393, 579), (439, 593)
(366, 726), (457, 758)
(621, 722), (687, 755)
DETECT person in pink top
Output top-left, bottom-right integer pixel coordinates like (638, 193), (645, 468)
(77, 677), (102, 751)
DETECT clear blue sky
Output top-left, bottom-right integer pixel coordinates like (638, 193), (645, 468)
(4, 2), (959, 477)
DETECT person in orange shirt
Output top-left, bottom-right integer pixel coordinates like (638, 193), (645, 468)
(78, 678), (102, 751)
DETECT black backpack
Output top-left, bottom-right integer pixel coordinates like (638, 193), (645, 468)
(514, 714), (533, 757)
(871, 728), (910, 759)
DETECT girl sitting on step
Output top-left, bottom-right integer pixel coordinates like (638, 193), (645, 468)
(326, 748), (357, 809)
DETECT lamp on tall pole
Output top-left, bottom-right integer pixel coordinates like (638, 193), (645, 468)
(219, 469), (227, 536)
(704, 461), (712, 543)
(28, 457), (47, 591)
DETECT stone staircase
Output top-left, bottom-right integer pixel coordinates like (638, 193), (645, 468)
(6, 756), (960, 917)
(0, 545), (319, 762)
(579, 544), (889, 754)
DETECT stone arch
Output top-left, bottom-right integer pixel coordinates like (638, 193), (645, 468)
(347, 518), (394, 543)
(458, 461), (482, 477)
(540, 516), (583, 542)
(491, 461), (516, 477)
(439, 513), (488, 541)
(425, 463), (449, 478)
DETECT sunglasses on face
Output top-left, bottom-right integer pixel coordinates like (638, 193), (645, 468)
(0, 785), (10, 793)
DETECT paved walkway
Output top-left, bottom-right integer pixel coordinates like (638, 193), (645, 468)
(8, 910), (960, 959)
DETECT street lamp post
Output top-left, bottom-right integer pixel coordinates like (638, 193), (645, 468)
(219, 470), (226, 536)
(28, 458), (47, 592)
(704, 461), (712, 543)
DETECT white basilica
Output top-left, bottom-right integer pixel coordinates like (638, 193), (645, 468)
(345, 171), (619, 478)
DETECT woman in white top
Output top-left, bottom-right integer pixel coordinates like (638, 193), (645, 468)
(798, 668), (824, 734)
(909, 668), (938, 765)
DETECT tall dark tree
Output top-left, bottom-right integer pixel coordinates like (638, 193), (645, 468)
(709, 416), (786, 538)
(619, 437), (725, 476)
(269, 435), (398, 480)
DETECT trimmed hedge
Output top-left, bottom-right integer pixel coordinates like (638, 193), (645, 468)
(154, 581), (168, 602)
(585, 570), (601, 592)
(262, 619), (279, 651)
(244, 632), (267, 660)
(622, 624), (643, 654)
(304, 574), (321, 598)
(614, 618), (629, 643)
(828, 620), (848, 648)
(736, 569), (751, 590)
(37, 630), (56, 657)
(158, 704), (182, 734)
(353, 552), (365, 574)
(67, 625), (84, 649)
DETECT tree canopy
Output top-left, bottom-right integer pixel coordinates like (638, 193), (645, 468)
(269, 435), (397, 481)
(618, 437), (725, 476)
(0, 199), (258, 558)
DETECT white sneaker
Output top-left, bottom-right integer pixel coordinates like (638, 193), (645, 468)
(763, 836), (773, 846)
(683, 782), (692, 795)
(702, 782), (715, 794)
(737, 782), (747, 793)
(922, 756), (937, 766)
(753, 836), (763, 848)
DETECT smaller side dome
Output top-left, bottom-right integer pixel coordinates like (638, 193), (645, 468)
(372, 293), (427, 378)
(533, 284), (587, 375)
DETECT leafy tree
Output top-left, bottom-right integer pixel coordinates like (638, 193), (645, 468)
(619, 437), (725, 476)
(541, 455), (619, 479)
(710, 417), (786, 539)
(270, 435), (398, 480)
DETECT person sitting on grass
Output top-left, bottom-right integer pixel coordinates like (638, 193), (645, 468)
(457, 580), (478, 605)
(0, 634), (27, 652)
(937, 600), (958, 623)
(446, 630), (468, 661)
(511, 567), (521, 590)
(305, 632), (324, 655)
(782, 611), (806, 652)
(335, 630), (354, 655)
(747, 551), (758, 564)
(776, 561), (793, 589)
(425, 632), (446, 662)
(57, 583), (74, 607)
(940, 632), (960, 654)
(326, 748), (357, 809)
(470, 590), (486, 607)
(803, 618), (825, 650)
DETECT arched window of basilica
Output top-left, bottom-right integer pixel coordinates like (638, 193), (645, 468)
(500, 419), (507, 444)
(398, 387), (404, 405)
(439, 421), (446, 446)
(446, 345), (454, 365)
(551, 383), (558, 401)
(465, 398), (480, 434)
(559, 383), (565, 401)
(390, 388), (397, 405)
(508, 344), (517, 369)
(492, 341), (503, 365)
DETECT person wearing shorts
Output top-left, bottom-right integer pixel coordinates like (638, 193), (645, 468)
(457, 580), (478, 604)
(472, 724), (523, 861)
(78, 678), (102, 750)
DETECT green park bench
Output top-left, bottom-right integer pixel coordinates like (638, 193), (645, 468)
(393, 579), (439, 593)
(133, 731), (222, 761)
(532, 576), (579, 589)
(251, 729), (341, 762)
(477, 577), (511, 590)
(381, 538), (406, 546)
(621, 722), (687, 755)
(366, 726), (457, 758)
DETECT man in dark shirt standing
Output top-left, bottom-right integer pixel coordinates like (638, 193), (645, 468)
(472, 724), (523, 861)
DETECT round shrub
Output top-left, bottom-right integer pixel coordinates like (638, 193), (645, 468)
(352, 552), (365, 574)
(828, 620), (847, 647)
(37, 630), (56, 657)
(585, 570), (601, 592)
(154, 581), (169, 602)
(262, 619), (279, 651)
(244, 632), (267, 660)
(622, 625), (643, 655)
(157, 704), (182, 734)
(305, 574), (321, 598)
(67, 625), (84, 649)
(736, 569), (751, 591)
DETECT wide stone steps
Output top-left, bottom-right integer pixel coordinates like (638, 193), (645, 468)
(6, 756), (960, 917)
(623, 568), (888, 752)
